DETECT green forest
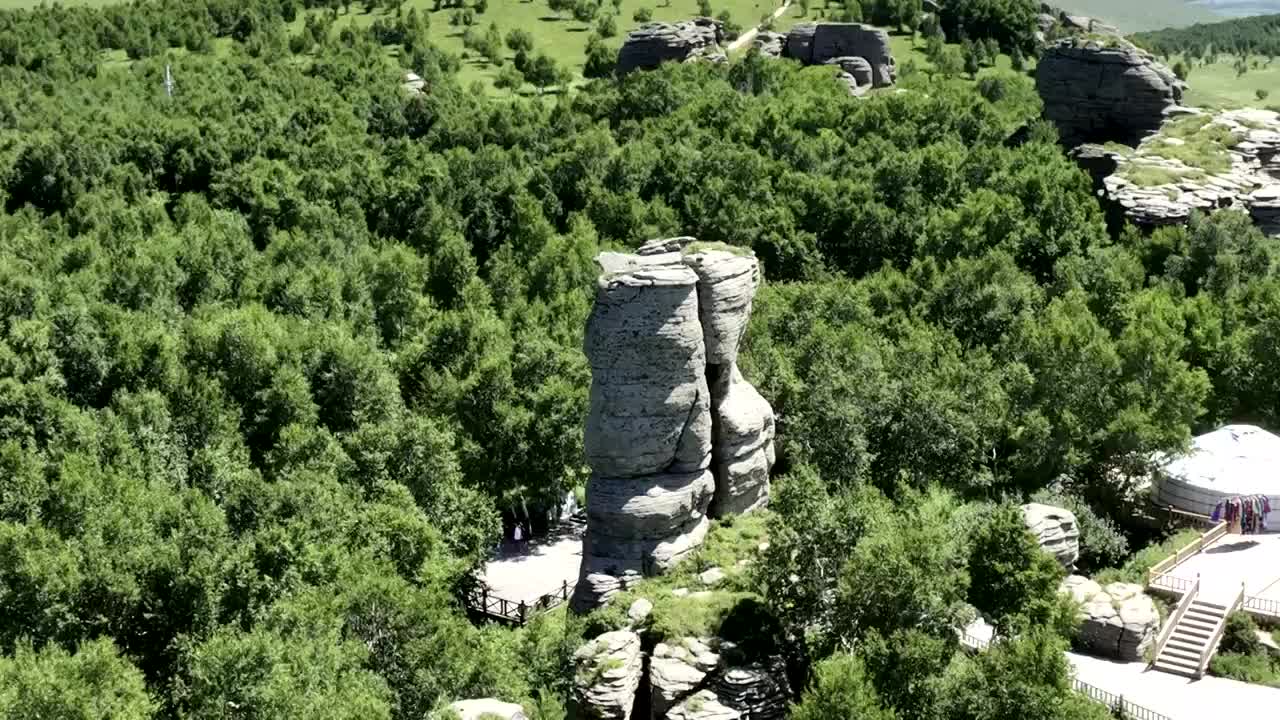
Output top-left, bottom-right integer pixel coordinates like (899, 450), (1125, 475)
(2, 0), (1280, 717)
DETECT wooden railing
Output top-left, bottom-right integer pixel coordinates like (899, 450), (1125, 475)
(1159, 505), (1218, 530)
(1243, 594), (1280, 620)
(462, 580), (573, 626)
(1146, 521), (1228, 587)
(1071, 679), (1174, 720)
(1150, 573), (1200, 668)
(1196, 582), (1245, 678)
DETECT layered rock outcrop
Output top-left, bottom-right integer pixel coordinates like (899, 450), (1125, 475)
(784, 23), (895, 88)
(1060, 576), (1159, 662)
(617, 18), (726, 75)
(572, 239), (774, 612)
(1079, 109), (1280, 236)
(1036, 37), (1185, 147)
(573, 631), (645, 720)
(576, 633), (790, 720)
(752, 31), (786, 59)
(1021, 503), (1080, 570)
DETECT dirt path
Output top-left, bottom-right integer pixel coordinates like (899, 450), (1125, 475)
(726, 0), (793, 53)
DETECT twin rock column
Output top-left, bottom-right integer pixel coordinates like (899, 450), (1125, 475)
(571, 238), (776, 612)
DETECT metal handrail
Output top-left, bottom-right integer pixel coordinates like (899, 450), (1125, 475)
(1147, 521), (1228, 585)
(1072, 679), (1174, 720)
(1243, 594), (1280, 620)
(1196, 582), (1245, 678)
(1150, 573), (1200, 667)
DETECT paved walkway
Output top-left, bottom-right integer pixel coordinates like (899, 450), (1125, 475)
(962, 619), (1280, 718)
(478, 520), (583, 604)
(1170, 531), (1280, 604)
(1069, 652), (1280, 718)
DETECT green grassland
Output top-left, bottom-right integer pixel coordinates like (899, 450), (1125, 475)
(314, 0), (784, 90)
(1176, 54), (1280, 109)
(1051, 0), (1219, 32)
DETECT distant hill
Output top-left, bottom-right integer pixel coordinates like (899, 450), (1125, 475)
(1052, 0), (1280, 32)
(1132, 12), (1280, 57)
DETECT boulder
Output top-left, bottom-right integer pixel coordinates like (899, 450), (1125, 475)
(786, 23), (895, 87)
(628, 598), (654, 625)
(826, 56), (873, 88)
(1021, 503), (1080, 570)
(1035, 12), (1058, 34)
(711, 658), (791, 720)
(1036, 37), (1185, 147)
(667, 690), (742, 720)
(448, 699), (529, 720)
(753, 31), (786, 59)
(1060, 576), (1158, 661)
(617, 18), (726, 75)
(784, 23), (895, 87)
(573, 631), (644, 720)
(699, 567), (726, 586)
(651, 638), (724, 716)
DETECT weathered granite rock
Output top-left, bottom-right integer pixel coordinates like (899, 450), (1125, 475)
(827, 56), (873, 88)
(402, 71), (426, 94)
(683, 250), (759, 366)
(584, 256), (711, 478)
(628, 598), (654, 625)
(1094, 109), (1280, 236)
(1036, 37), (1185, 147)
(711, 658), (791, 720)
(708, 366), (775, 516)
(699, 567), (726, 587)
(617, 18), (726, 75)
(651, 638), (724, 716)
(784, 23), (895, 87)
(753, 31), (786, 58)
(1060, 576), (1158, 661)
(1022, 503), (1080, 570)
(574, 631), (644, 720)
(573, 239), (775, 611)
(667, 690), (742, 720)
(449, 699), (529, 720)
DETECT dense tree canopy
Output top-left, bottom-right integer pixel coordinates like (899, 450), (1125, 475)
(1, 0), (1278, 716)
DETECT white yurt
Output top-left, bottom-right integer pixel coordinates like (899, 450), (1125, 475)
(1154, 425), (1280, 527)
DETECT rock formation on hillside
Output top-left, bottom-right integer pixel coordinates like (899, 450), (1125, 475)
(1036, 36), (1185, 147)
(576, 632), (790, 720)
(1021, 503), (1080, 570)
(448, 699), (529, 720)
(617, 18), (726, 75)
(1075, 109), (1280, 236)
(1060, 576), (1159, 662)
(572, 239), (775, 612)
(784, 23), (896, 87)
(573, 631), (645, 720)
(753, 31), (786, 59)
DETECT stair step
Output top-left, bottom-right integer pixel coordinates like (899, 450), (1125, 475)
(1154, 660), (1199, 678)
(1161, 647), (1202, 663)
(1180, 617), (1218, 631)
(1191, 600), (1227, 611)
(1184, 608), (1224, 621)
(1166, 638), (1206, 653)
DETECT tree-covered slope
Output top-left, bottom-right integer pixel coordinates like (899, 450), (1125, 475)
(3, 0), (1280, 716)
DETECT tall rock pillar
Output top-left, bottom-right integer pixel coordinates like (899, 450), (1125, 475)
(571, 240), (775, 613)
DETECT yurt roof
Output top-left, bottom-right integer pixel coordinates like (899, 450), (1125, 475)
(1160, 424), (1280, 497)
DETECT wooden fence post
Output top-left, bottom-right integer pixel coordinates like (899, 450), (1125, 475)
(519, 601), (527, 625)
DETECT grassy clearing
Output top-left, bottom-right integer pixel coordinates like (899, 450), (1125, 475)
(583, 512), (773, 647)
(1050, 0), (1219, 33)
(1172, 53), (1280, 110)
(307, 0), (785, 91)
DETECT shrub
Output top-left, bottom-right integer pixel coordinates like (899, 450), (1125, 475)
(1219, 611), (1263, 656)
(633, 6), (652, 22)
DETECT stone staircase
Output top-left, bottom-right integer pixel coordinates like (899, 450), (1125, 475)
(1152, 597), (1229, 678)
